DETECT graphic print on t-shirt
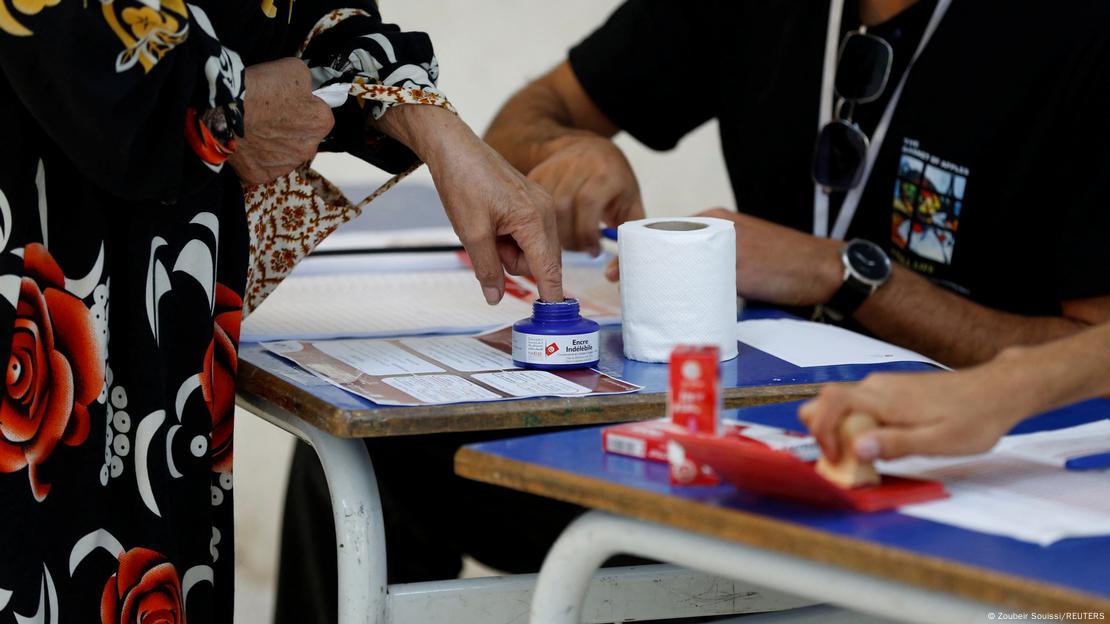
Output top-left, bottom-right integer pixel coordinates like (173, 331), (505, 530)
(890, 137), (969, 274)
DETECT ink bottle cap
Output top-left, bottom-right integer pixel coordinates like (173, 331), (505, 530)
(511, 298), (601, 370)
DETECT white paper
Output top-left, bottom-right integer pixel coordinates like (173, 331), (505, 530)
(731, 421), (821, 461)
(264, 340), (363, 383)
(400, 336), (514, 372)
(995, 420), (1110, 467)
(243, 270), (534, 341)
(315, 226), (461, 252)
(283, 252), (467, 278)
(619, 218), (737, 363)
(561, 263), (621, 314)
(472, 371), (591, 397)
(382, 374), (500, 403)
(314, 340), (444, 375)
(735, 319), (945, 369)
(879, 422), (1110, 545)
(260, 329), (642, 406)
(241, 253), (620, 342)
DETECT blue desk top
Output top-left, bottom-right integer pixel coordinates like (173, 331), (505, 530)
(464, 399), (1110, 603)
(239, 305), (937, 413)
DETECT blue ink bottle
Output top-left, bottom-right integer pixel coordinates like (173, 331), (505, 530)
(511, 299), (601, 370)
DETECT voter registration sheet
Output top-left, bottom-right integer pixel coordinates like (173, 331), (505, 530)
(264, 327), (641, 406)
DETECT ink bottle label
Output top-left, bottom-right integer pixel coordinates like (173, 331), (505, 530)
(512, 331), (600, 366)
(511, 298), (601, 370)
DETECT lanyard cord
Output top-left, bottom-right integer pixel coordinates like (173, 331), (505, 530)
(813, 0), (953, 240)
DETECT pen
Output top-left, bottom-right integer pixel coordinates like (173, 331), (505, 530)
(601, 227), (618, 242)
(1064, 451), (1110, 471)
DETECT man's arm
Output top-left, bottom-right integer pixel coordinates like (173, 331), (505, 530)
(801, 320), (1110, 461)
(486, 62), (643, 254)
(855, 265), (1110, 367)
(696, 209), (1110, 368)
(486, 62), (620, 172)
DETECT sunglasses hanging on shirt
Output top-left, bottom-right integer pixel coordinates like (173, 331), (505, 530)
(810, 0), (952, 240)
(812, 30), (893, 191)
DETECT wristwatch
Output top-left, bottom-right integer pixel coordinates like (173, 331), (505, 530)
(815, 238), (892, 324)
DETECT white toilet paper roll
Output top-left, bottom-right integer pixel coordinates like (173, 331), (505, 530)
(618, 217), (738, 362)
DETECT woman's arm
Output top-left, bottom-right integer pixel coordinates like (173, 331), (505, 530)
(800, 321), (1110, 461)
(375, 104), (564, 304)
(281, 5), (565, 303)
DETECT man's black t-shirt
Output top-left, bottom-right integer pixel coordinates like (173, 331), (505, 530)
(568, 0), (1110, 316)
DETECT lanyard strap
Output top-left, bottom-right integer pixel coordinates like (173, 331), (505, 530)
(813, 0), (953, 240)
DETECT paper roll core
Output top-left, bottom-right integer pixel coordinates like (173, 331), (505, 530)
(645, 221), (708, 232)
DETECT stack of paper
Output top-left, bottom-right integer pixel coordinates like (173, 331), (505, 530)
(880, 421), (1110, 545)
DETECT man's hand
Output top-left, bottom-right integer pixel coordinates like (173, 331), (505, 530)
(799, 366), (1029, 462)
(527, 134), (644, 255)
(228, 58), (334, 185)
(374, 105), (564, 304)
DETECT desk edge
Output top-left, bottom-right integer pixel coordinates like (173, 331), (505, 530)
(237, 355), (826, 438)
(454, 447), (1110, 613)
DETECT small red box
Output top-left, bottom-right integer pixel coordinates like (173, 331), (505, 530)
(668, 346), (721, 435)
(601, 419), (745, 486)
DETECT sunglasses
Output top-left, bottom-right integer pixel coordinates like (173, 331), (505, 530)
(812, 31), (894, 191)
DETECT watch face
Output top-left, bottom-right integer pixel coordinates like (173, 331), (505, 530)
(847, 241), (891, 282)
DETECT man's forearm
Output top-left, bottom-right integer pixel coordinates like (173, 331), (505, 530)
(485, 81), (585, 173)
(855, 266), (1092, 368)
(486, 62), (619, 174)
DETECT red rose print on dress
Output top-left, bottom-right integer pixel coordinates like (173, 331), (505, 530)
(100, 547), (185, 624)
(0, 243), (104, 501)
(71, 530), (213, 623)
(200, 283), (241, 474)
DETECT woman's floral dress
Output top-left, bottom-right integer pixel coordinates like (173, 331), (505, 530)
(0, 0), (441, 620)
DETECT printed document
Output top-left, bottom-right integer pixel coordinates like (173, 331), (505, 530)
(263, 327), (640, 406)
(880, 420), (1110, 545)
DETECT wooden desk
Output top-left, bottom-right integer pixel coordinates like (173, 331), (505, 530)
(237, 286), (934, 623)
(238, 307), (936, 438)
(455, 400), (1110, 622)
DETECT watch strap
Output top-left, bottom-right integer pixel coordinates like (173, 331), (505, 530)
(819, 275), (874, 324)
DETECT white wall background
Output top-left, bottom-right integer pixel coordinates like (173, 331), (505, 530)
(234, 2), (734, 622)
(312, 0), (735, 214)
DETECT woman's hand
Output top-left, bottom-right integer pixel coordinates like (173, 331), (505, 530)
(228, 58), (335, 185)
(374, 105), (564, 305)
(799, 363), (1032, 463)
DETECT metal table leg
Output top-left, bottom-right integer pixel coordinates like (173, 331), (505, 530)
(237, 395), (386, 624)
(531, 510), (998, 624)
